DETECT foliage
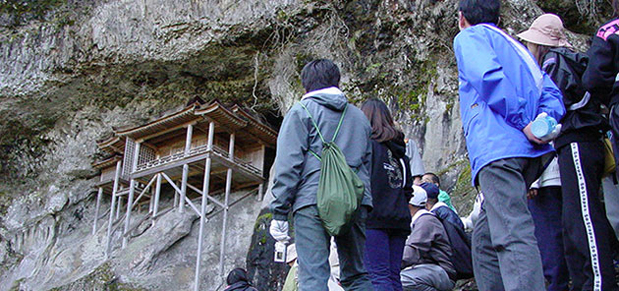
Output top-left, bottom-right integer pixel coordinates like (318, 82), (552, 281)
(0, 0), (65, 27)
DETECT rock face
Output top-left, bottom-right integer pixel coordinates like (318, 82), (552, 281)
(0, 0), (610, 290)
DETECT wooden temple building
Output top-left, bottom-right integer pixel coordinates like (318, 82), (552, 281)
(90, 99), (277, 291)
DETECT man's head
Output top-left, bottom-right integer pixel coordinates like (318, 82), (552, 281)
(421, 172), (440, 187)
(420, 182), (440, 209)
(458, 0), (500, 30)
(409, 185), (428, 215)
(301, 59), (341, 93)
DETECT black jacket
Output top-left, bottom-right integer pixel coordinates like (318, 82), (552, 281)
(366, 134), (413, 234)
(583, 18), (619, 108)
(542, 47), (608, 149)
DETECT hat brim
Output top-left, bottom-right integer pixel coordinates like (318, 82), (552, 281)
(517, 29), (572, 48)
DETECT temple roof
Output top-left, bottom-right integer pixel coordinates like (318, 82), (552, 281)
(101, 100), (277, 146)
(92, 154), (123, 169)
(232, 105), (277, 147)
(113, 104), (202, 140)
(97, 136), (126, 154)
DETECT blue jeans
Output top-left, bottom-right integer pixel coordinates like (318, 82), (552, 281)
(364, 229), (407, 291)
(528, 186), (569, 291)
(294, 205), (374, 291)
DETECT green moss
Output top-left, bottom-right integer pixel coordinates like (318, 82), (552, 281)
(0, 0), (67, 27)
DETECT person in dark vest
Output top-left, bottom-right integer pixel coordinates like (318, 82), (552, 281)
(224, 268), (258, 291)
(361, 98), (413, 291)
(519, 13), (619, 291)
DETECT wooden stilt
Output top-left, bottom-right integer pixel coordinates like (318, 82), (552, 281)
(122, 142), (141, 248)
(194, 121), (215, 291)
(105, 160), (122, 257)
(93, 187), (103, 235)
(179, 124), (193, 213)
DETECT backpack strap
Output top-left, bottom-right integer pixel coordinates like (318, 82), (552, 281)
(298, 101), (349, 160)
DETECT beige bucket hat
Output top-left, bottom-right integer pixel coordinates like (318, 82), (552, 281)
(517, 13), (572, 48)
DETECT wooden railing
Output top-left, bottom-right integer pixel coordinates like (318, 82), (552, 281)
(133, 145), (262, 177)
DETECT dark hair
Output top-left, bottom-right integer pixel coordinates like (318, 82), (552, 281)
(459, 0), (500, 25)
(614, 0), (619, 18)
(301, 59), (341, 93)
(423, 172), (440, 186)
(226, 268), (251, 285)
(361, 98), (402, 143)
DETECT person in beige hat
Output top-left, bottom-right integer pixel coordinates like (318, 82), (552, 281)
(519, 14), (619, 291)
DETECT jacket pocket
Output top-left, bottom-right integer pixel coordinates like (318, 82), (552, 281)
(463, 103), (482, 136)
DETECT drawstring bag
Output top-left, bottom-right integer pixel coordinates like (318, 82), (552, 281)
(299, 102), (364, 236)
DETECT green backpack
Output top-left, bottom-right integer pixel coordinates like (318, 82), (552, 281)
(299, 102), (365, 236)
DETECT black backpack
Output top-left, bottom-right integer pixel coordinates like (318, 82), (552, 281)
(436, 215), (474, 280)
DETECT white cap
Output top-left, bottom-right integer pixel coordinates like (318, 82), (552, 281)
(409, 185), (427, 207)
(286, 243), (297, 264)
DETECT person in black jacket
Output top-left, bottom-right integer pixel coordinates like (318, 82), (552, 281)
(224, 268), (259, 291)
(519, 13), (618, 291)
(360, 98), (413, 291)
(583, 0), (619, 244)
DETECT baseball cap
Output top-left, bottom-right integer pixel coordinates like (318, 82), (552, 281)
(420, 182), (440, 200)
(409, 185), (428, 207)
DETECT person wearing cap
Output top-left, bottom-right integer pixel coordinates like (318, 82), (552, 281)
(518, 13), (618, 291)
(453, 1), (565, 290)
(422, 182), (464, 231)
(400, 185), (455, 291)
(421, 173), (458, 214)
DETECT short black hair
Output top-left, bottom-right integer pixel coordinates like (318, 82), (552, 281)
(423, 172), (440, 186)
(301, 59), (341, 93)
(459, 0), (500, 25)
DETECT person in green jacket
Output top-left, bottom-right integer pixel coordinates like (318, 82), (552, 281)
(421, 172), (458, 214)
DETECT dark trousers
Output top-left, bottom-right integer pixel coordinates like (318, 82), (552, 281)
(528, 186), (569, 291)
(557, 141), (619, 291)
(364, 229), (407, 291)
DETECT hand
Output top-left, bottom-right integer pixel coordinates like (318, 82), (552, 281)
(523, 122), (546, 145)
(527, 188), (538, 199)
(269, 220), (290, 242)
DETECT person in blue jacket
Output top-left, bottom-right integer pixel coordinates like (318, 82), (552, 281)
(453, 1), (565, 290)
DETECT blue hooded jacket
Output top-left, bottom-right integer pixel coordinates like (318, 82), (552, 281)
(453, 24), (565, 185)
(270, 87), (373, 221)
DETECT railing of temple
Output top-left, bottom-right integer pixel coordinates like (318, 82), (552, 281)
(133, 145), (262, 177)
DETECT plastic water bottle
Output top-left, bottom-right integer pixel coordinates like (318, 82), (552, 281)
(531, 115), (558, 139)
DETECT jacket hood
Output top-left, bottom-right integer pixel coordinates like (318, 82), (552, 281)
(385, 132), (407, 159)
(302, 87), (348, 111)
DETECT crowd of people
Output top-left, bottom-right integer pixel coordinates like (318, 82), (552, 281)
(223, 0), (619, 290)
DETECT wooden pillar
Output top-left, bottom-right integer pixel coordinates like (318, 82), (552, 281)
(116, 196), (122, 219)
(219, 133), (235, 275)
(92, 187), (103, 235)
(179, 124), (193, 213)
(152, 173), (162, 224)
(256, 145), (266, 201)
(105, 160), (122, 257)
(194, 121), (215, 291)
(174, 182), (180, 208)
(123, 141), (140, 248)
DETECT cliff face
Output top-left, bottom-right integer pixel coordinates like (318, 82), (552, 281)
(0, 0), (609, 290)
